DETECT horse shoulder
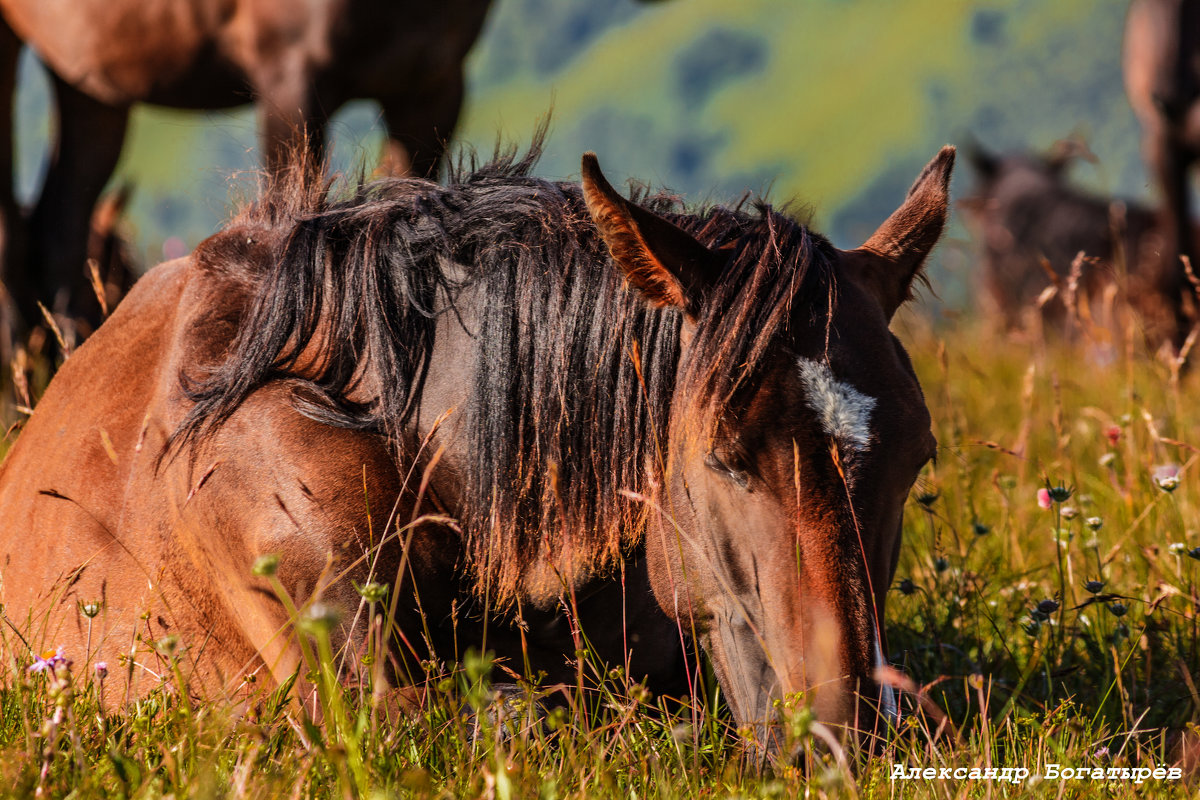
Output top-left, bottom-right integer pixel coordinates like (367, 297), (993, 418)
(154, 381), (425, 685)
(0, 256), (192, 661)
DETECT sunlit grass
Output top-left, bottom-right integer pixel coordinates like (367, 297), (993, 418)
(1, 308), (1199, 798)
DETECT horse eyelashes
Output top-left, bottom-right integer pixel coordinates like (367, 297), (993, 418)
(704, 449), (750, 490)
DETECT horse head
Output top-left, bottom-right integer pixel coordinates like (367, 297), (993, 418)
(582, 147), (953, 752)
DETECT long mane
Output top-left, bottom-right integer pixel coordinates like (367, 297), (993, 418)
(174, 139), (836, 604)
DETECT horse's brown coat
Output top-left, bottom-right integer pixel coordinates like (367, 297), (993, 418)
(1124, 0), (1200, 345)
(0, 0), (490, 327)
(0, 146), (953, 751)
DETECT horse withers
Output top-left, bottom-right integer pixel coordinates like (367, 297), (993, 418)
(0, 142), (953, 753)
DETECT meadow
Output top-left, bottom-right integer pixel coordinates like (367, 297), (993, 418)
(0, 293), (1197, 799)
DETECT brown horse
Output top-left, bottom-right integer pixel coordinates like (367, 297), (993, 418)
(0, 140), (953, 753)
(1124, 0), (1200, 347)
(962, 140), (1186, 341)
(0, 0), (492, 331)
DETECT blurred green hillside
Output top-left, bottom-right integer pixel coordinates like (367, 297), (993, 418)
(14, 0), (1143, 310)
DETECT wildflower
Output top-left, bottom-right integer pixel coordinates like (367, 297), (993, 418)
(1098, 452), (1117, 468)
(1170, 542), (1187, 556)
(1085, 516), (1103, 531)
(1093, 745), (1110, 761)
(1084, 579), (1105, 594)
(934, 556), (949, 573)
(1105, 426), (1121, 446)
(1037, 489), (1053, 509)
(251, 553), (280, 577)
(1060, 505), (1079, 521)
(1046, 484), (1073, 503)
(1107, 602), (1127, 617)
(28, 646), (69, 674)
(95, 662), (108, 680)
(353, 581), (388, 603)
(298, 602), (341, 635)
(897, 578), (916, 596)
(1036, 598), (1060, 614)
(1154, 464), (1180, 492)
(155, 634), (180, 658)
(79, 601), (101, 619)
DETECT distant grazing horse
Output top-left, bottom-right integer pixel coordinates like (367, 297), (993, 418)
(1124, 0), (1200, 346)
(0, 0), (492, 332)
(0, 141), (953, 752)
(962, 141), (1186, 342)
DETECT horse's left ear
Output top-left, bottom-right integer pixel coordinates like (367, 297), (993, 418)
(846, 146), (955, 321)
(581, 152), (722, 320)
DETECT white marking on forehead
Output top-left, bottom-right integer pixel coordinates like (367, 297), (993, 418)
(796, 358), (876, 452)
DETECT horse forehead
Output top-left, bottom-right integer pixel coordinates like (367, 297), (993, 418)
(794, 357), (876, 451)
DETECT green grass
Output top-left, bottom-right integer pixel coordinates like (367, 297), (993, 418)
(2, 308), (1200, 798)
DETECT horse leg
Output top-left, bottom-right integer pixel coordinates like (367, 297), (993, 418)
(0, 20), (23, 356)
(252, 64), (327, 175)
(1148, 129), (1196, 347)
(30, 74), (128, 335)
(378, 70), (464, 178)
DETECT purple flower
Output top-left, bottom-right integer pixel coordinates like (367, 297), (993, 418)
(27, 646), (68, 674)
(94, 662), (108, 680)
(1037, 489), (1053, 509)
(1154, 464), (1181, 492)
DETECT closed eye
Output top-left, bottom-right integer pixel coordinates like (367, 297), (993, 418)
(705, 450), (750, 490)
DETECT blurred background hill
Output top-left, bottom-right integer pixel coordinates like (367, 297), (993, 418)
(12, 0), (1142, 312)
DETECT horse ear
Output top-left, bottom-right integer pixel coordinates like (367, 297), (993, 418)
(847, 146), (955, 321)
(581, 152), (721, 318)
(1045, 136), (1097, 175)
(964, 136), (998, 180)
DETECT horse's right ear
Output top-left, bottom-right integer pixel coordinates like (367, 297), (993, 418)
(846, 146), (954, 321)
(581, 152), (721, 320)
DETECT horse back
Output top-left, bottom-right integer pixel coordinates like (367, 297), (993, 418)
(0, 250), (418, 695)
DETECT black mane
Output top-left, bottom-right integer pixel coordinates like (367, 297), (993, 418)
(174, 141), (837, 602)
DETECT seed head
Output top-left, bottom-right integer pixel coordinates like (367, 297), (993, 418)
(79, 601), (101, 619)
(1036, 598), (1060, 614)
(354, 581), (388, 603)
(1154, 464), (1180, 493)
(1107, 602), (1127, 618)
(897, 578), (916, 596)
(251, 553), (280, 577)
(1085, 517), (1103, 531)
(1084, 579), (1105, 594)
(1046, 484), (1073, 503)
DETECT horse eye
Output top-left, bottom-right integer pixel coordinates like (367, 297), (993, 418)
(704, 450), (750, 490)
